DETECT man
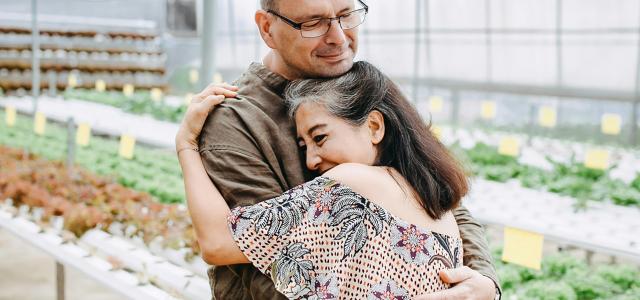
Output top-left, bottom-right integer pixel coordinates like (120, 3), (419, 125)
(195, 0), (501, 299)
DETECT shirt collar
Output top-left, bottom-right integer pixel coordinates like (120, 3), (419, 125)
(248, 62), (289, 94)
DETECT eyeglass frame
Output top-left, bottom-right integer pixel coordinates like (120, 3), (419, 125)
(266, 0), (369, 38)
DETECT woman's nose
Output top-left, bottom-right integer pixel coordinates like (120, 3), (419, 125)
(306, 149), (322, 171)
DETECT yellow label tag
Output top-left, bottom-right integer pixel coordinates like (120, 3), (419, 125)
(67, 74), (78, 88)
(429, 96), (444, 113)
(502, 227), (544, 270)
(119, 134), (136, 159)
(498, 136), (520, 157)
(481, 101), (496, 120)
(213, 73), (224, 85)
(150, 88), (163, 102)
(34, 112), (46, 135)
(585, 149), (609, 170)
(538, 106), (557, 128)
(76, 123), (91, 147)
(184, 93), (193, 106)
(601, 113), (621, 135)
(123, 84), (135, 97)
(5, 106), (16, 127)
(95, 79), (106, 92)
(431, 125), (442, 140)
(189, 69), (199, 84)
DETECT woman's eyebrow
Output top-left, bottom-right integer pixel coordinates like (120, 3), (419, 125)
(307, 124), (327, 135)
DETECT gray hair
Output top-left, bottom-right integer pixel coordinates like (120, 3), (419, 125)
(285, 61), (387, 126)
(283, 61), (469, 220)
(260, 0), (278, 11)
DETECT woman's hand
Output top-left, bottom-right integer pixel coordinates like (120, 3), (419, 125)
(175, 83), (239, 152)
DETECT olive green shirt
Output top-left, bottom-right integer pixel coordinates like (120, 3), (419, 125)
(199, 63), (499, 300)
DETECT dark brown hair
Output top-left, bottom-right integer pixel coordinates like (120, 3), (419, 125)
(285, 61), (468, 219)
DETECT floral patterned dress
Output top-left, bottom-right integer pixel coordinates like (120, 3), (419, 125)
(227, 176), (463, 299)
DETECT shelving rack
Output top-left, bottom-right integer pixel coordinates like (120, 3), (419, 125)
(0, 14), (167, 94)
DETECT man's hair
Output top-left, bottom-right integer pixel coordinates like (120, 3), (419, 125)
(285, 61), (469, 220)
(260, 0), (277, 11)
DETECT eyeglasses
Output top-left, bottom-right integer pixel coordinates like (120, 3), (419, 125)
(267, 0), (369, 38)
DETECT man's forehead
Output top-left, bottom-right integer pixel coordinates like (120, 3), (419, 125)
(279, 0), (355, 19)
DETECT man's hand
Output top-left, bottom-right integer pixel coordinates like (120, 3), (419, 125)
(414, 266), (497, 300)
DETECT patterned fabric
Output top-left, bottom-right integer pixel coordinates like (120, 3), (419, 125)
(227, 176), (463, 299)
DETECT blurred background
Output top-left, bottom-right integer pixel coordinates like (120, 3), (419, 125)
(0, 1), (639, 299)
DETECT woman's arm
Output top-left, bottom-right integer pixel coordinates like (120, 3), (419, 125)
(176, 83), (249, 265)
(178, 148), (249, 265)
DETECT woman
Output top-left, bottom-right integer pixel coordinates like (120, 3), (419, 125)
(176, 61), (468, 299)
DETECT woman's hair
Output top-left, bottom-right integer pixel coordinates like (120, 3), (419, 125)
(284, 61), (468, 219)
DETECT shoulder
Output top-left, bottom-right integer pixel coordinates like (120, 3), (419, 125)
(199, 98), (274, 149)
(322, 163), (387, 195)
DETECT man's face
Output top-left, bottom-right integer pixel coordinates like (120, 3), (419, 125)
(270, 0), (360, 78)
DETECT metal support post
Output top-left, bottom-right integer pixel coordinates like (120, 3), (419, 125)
(56, 262), (65, 300)
(632, 2), (640, 146)
(31, 0), (40, 114)
(228, 0), (237, 66)
(555, 0), (564, 125)
(411, 0), (421, 103)
(451, 90), (460, 130)
(48, 71), (57, 97)
(200, 0), (218, 89)
(66, 117), (75, 177)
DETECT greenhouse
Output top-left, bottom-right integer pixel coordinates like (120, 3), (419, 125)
(0, 0), (639, 299)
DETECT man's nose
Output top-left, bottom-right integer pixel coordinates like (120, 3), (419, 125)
(324, 19), (347, 46)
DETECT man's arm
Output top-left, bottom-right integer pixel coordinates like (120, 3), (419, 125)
(415, 206), (500, 300)
(454, 205), (499, 287)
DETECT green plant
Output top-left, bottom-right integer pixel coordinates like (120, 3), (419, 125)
(0, 112), (185, 204)
(64, 89), (186, 123)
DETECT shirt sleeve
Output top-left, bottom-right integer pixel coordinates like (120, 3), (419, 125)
(197, 103), (292, 208)
(453, 205), (501, 293)
(197, 101), (304, 300)
(226, 178), (325, 275)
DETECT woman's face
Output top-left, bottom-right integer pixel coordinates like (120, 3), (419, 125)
(295, 102), (380, 174)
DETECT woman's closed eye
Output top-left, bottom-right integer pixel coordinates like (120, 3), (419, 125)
(312, 134), (327, 145)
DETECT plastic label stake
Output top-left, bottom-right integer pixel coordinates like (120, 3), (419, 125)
(584, 149), (609, 170)
(184, 93), (193, 106)
(119, 134), (136, 159)
(431, 125), (442, 140)
(76, 123), (91, 147)
(498, 136), (520, 157)
(67, 74), (78, 88)
(123, 84), (135, 98)
(5, 106), (16, 127)
(189, 69), (199, 85)
(481, 101), (497, 120)
(502, 227), (544, 270)
(151, 88), (163, 102)
(213, 73), (224, 85)
(429, 96), (444, 113)
(538, 106), (557, 128)
(34, 112), (47, 136)
(601, 113), (621, 135)
(95, 80), (106, 92)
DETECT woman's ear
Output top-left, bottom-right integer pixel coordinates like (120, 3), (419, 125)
(367, 110), (385, 145)
(255, 10), (277, 49)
